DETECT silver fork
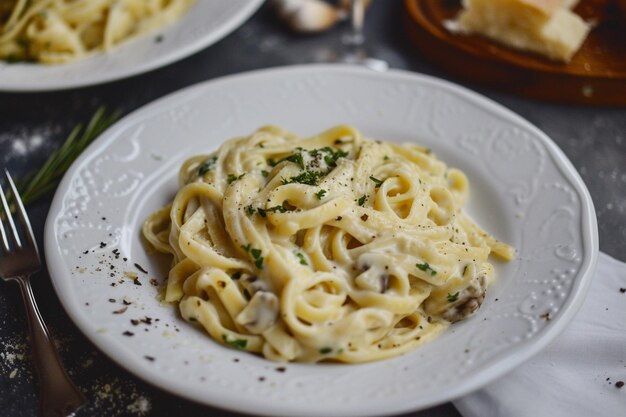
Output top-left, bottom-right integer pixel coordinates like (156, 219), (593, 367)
(0, 170), (86, 417)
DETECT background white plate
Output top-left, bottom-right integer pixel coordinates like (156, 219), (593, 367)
(0, 0), (263, 92)
(45, 65), (598, 417)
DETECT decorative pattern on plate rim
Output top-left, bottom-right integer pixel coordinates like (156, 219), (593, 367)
(45, 65), (598, 417)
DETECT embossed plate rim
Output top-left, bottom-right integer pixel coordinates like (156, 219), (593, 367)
(44, 65), (598, 416)
(0, 0), (263, 92)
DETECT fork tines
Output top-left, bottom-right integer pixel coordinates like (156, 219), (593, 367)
(0, 170), (36, 254)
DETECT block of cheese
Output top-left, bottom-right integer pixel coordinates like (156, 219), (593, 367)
(455, 0), (591, 62)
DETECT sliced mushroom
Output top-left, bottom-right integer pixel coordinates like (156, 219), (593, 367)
(440, 274), (487, 323)
(240, 274), (270, 297)
(236, 291), (279, 334)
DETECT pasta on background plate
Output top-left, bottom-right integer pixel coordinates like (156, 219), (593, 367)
(143, 125), (514, 363)
(0, 0), (195, 64)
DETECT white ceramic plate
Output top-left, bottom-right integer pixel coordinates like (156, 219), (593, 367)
(45, 65), (598, 417)
(0, 0), (263, 92)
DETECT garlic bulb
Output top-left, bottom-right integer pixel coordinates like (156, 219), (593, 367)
(272, 0), (346, 33)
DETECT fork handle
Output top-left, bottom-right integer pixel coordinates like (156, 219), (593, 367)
(16, 276), (86, 417)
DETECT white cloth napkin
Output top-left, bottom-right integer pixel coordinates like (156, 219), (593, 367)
(454, 252), (626, 417)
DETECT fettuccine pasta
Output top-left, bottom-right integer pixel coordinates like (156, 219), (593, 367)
(0, 0), (195, 64)
(143, 125), (514, 363)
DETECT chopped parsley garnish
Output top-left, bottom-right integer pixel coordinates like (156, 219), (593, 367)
(309, 147), (348, 168)
(241, 244), (252, 252)
(198, 156), (217, 175)
(357, 195), (367, 206)
(222, 334), (247, 350)
(267, 205), (287, 213)
(315, 189), (327, 200)
(447, 292), (460, 303)
(258, 141), (265, 148)
(323, 150), (348, 167)
(319, 347), (332, 355)
(383, 155), (389, 160)
(250, 248), (264, 269)
(281, 170), (324, 186)
(261, 170), (269, 178)
(416, 262), (437, 276)
(295, 252), (308, 265)
(273, 147), (348, 187)
(369, 176), (384, 188)
(283, 152), (305, 169)
(271, 150), (306, 169)
(227, 173), (245, 184)
(246, 205), (285, 217)
(254, 257), (264, 270)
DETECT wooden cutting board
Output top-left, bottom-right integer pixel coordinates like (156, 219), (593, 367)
(404, 0), (626, 105)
